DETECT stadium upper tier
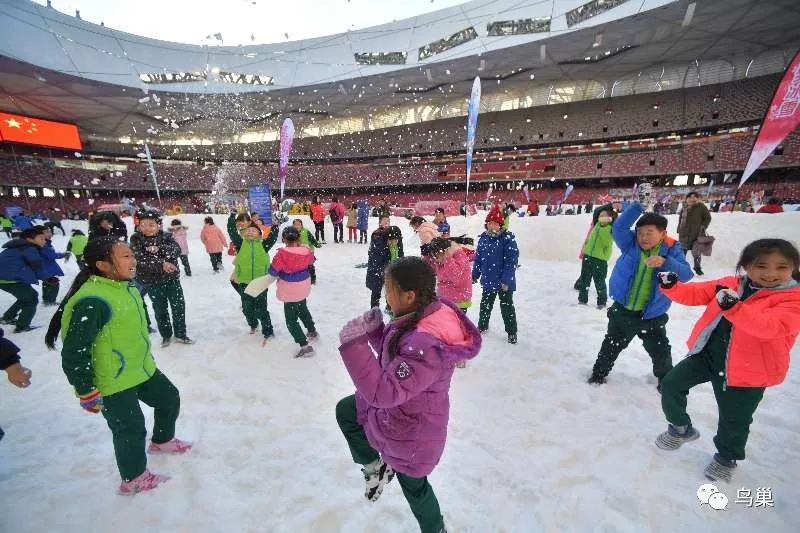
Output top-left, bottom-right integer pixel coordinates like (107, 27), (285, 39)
(1, 0), (799, 144)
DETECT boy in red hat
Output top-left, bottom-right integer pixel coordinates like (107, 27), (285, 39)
(472, 205), (519, 344)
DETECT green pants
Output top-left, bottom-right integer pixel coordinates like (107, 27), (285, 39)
(660, 350), (765, 461)
(591, 302), (672, 380)
(236, 283), (273, 336)
(42, 277), (60, 304)
(478, 289), (517, 334)
(576, 256), (608, 306)
(0, 283), (38, 330)
(148, 279), (187, 340)
(284, 300), (316, 346)
(101, 370), (180, 481)
(335, 395), (444, 533)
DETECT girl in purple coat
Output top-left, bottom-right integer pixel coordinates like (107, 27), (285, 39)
(336, 257), (481, 532)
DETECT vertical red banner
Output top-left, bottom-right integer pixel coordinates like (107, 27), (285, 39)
(739, 50), (800, 187)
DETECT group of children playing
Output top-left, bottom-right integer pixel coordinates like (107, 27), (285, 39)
(1, 192), (798, 533)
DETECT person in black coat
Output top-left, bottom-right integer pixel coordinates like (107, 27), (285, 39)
(365, 216), (404, 309)
(89, 211), (128, 242)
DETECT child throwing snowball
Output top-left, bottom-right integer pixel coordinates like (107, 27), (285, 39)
(336, 257), (481, 532)
(245, 226), (319, 357)
(654, 239), (800, 482)
(45, 237), (191, 495)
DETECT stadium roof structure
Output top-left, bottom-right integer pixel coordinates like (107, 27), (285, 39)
(1, 0), (800, 150)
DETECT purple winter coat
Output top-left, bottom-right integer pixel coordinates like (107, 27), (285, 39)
(339, 298), (481, 477)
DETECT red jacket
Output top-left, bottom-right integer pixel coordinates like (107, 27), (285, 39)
(310, 203), (325, 223)
(662, 276), (800, 387)
(757, 204), (784, 213)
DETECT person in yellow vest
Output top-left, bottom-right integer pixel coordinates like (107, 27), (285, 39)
(45, 236), (192, 495)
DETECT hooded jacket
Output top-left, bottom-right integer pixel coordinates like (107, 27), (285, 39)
(472, 229), (519, 291)
(129, 231), (182, 285)
(663, 276), (800, 387)
(41, 240), (66, 277)
(608, 203), (693, 319)
(310, 202), (326, 223)
(200, 223), (228, 254)
(340, 298), (482, 477)
(268, 246), (315, 302)
(366, 227), (404, 292)
(0, 239), (46, 284)
(168, 225), (190, 255)
(431, 243), (473, 306)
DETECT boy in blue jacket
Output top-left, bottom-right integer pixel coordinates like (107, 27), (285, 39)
(0, 227), (48, 333)
(473, 206), (520, 344)
(588, 190), (693, 390)
(39, 226), (67, 306)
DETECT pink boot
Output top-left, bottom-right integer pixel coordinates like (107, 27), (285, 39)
(148, 437), (193, 455)
(118, 470), (170, 495)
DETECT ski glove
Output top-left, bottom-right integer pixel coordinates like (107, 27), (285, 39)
(79, 389), (103, 413)
(657, 272), (679, 289)
(637, 182), (654, 209)
(716, 288), (740, 310)
(339, 308), (383, 346)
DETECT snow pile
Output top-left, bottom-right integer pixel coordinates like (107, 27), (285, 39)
(1, 212), (798, 532)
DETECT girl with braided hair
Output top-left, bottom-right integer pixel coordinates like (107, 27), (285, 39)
(335, 257), (482, 532)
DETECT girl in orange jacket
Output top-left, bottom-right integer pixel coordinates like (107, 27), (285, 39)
(653, 238), (800, 483)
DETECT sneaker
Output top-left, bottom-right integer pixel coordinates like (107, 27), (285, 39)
(655, 424), (700, 450)
(249, 328), (257, 335)
(508, 333), (517, 344)
(587, 373), (607, 385)
(577, 301), (588, 306)
(174, 337), (195, 345)
(478, 329), (488, 335)
(118, 470), (170, 495)
(261, 333), (274, 347)
(295, 345), (315, 358)
(362, 458), (395, 502)
(161, 338), (172, 348)
(307, 330), (319, 341)
(704, 453), (736, 483)
(694, 267), (704, 276)
(148, 437), (193, 455)
(147, 326), (157, 334)
(13, 326), (40, 333)
(597, 303), (607, 310)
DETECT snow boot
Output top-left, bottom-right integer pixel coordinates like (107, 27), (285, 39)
(655, 424), (700, 450)
(295, 345), (315, 358)
(148, 437), (193, 455)
(174, 336), (195, 345)
(362, 458), (395, 502)
(704, 453), (736, 483)
(118, 470), (170, 495)
(587, 373), (606, 385)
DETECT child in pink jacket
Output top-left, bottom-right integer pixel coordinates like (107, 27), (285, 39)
(168, 219), (192, 277)
(409, 216), (441, 257)
(427, 237), (473, 311)
(200, 216), (228, 273)
(244, 226), (318, 357)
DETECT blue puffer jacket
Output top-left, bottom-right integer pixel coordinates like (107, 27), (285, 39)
(357, 200), (370, 231)
(609, 203), (694, 319)
(0, 239), (46, 284)
(41, 240), (66, 277)
(12, 215), (32, 230)
(472, 229), (519, 292)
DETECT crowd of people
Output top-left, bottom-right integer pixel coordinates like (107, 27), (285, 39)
(0, 184), (798, 533)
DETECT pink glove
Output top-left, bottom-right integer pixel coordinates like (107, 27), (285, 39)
(362, 308), (384, 335)
(339, 309), (384, 345)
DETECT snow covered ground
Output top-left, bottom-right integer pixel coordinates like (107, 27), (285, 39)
(1, 211), (799, 532)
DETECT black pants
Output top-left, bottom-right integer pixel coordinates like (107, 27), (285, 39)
(359, 229), (368, 244)
(178, 254), (192, 276)
(314, 221), (325, 241)
(208, 252), (223, 272)
(333, 222), (344, 243)
(370, 288), (382, 308)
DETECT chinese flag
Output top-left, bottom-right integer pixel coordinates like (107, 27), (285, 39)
(0, 112), (82, 150)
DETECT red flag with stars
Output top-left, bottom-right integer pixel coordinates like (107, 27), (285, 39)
(0, 112), (82, 150)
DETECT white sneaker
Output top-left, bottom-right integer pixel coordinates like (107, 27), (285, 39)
(362, 458), (395, 502)
(295, 345), (315, 358)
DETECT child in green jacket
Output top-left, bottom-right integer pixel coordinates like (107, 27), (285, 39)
(0, 215), (12, 238)
(228, 212), (279, 344)
(576, 209), (615, 308)
(45, 236), (191, 495)
(66, 229), (88, 269)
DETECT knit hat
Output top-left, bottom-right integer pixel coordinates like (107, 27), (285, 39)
(485, 205), (505, 225)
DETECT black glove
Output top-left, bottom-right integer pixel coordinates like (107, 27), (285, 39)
(716, 288), (740, 310)
(657, 272), (678, 289)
